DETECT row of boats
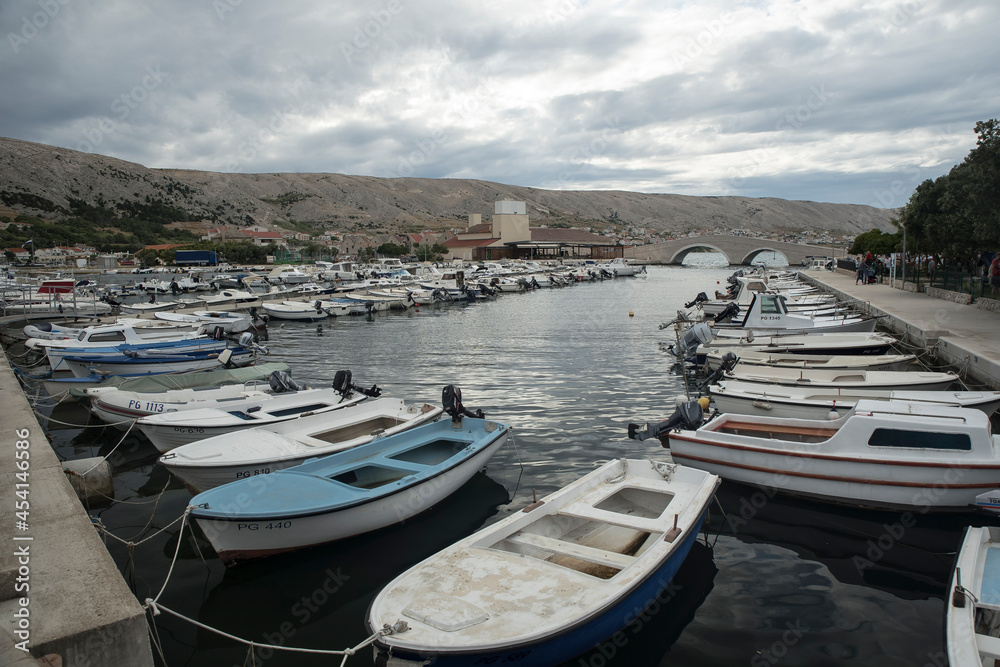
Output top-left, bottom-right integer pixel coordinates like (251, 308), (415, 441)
(13, 262), (1000, 666)
(628, 267), (1000, 667)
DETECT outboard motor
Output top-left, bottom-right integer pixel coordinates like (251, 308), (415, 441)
(684, 292), (709, 309)
(700, 352), (739, 388)
(627, 399), (706, 445)
(314, 299), (324, 314)
(442, 385), (484, 424)
(332, 369), (382, 398)
(268, 370), (305, 393)
(669, 322), (713, 359)
(714, 302), (741, 324)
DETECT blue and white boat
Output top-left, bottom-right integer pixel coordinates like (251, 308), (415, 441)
(948, 526), (1000, 666)
(367, 458), (720, 667)
(44, 336), (226, 372)
(60, 346), (258, 378)
(190, 416), (510, 566)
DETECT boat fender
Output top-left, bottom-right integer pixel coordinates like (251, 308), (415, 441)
(827, 400), (840, 420)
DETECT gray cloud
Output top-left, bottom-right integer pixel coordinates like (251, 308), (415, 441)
(1, 0), (998, 206)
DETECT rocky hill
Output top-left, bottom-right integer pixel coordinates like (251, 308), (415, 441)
(0, 136), (896, 236)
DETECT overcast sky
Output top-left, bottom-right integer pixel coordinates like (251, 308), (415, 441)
(2, 0), (998, 207)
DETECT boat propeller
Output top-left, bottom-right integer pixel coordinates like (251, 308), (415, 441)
(332, 369), (382, 398)
(442, 385), (484, 423)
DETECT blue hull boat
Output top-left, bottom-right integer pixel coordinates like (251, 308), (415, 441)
(191, 417), (510, 566)
(367, 459), (719, 667)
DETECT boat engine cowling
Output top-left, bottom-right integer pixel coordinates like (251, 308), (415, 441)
(714, 302), (741, 323)
(671, 322), (713, 359)
(627, 400), (705, 445)
(332, 369), (382, 398)
(684, 292), (709, 309)
(442, 385), (484, 423)
(268, 370), (304, 393)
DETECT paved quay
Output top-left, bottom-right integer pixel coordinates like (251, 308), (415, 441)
(797, 269), (1000, 389)
(0, 353), (153, 665)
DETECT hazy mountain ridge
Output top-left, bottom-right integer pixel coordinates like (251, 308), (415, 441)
(0, 137), (896, 236)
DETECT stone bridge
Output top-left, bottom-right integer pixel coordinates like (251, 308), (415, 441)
(623, 235), (832, 266)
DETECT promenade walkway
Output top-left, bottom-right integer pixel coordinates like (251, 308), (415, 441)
(798, 269), (1000, 389)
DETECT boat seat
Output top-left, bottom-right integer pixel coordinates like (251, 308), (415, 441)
(503, 532), (636, 570)
(976, 633), (1000, 660)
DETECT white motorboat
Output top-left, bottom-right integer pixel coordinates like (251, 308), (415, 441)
(708, 380), (1000, 420)
(704, 350), (917, 372)
(26, 320), (203, 353)
(318, 298), (369, 316)
(261, 300), (328, 321)
(90, 368), (308, 428)
(43, 336), (225, 373)
(155, 310), (251, 333)
(599, 257), (643, 277)
(726, 365), (958, 391)
(688, 331), (899, 365)
(119, 300), (179, 314)
(635, 399), (1000, 511)
(367, 458), (718, 667)
(267, 266), (311, 284)
(710, 293), (878, 335)
(157, 397), (444, 491)
(60, 346), (259, 378)
(191, 416), (510, 566)
(947, 526), (1000, 666)
(198, 289), (259, 306)
(137, 372), (379, 451)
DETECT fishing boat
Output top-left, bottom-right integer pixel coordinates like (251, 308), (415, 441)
(60, 345), (258, 378)
(136, 370), (380, 451)
(703, 350), (917, 372)
(190, 415), (510, 567)
(261, 300), (328, 321)
(119, 300), (180, 314)
(25, 320), (202, 352)
(688, 331), (899, 366)
(367, 458), (719, 667)
(726, 365), (959, 391)
(710, 293), (878, 335)
(77, 362), (290, 404)
(155, 310), (251, 333)
(43, 336), (226, 373)
(634, 399), (1000, 511)
(708, 380), (1000, 420)
(947, 526), (1000, 667)
(90, 368), (310, 427)
(157, 396), (444, 490)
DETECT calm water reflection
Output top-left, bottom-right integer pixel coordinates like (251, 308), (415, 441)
(31, 262), (983, 666)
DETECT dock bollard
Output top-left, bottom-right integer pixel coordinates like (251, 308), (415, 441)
(63, 458), (114, 506)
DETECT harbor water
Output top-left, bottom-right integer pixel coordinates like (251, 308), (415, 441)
(25, 260), (981, 666)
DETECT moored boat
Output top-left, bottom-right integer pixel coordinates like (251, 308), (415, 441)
(367, 458), (719, 667)
(631, 399), (1000, 511)
(709, 380), (1000, 420)
(157, 396), (444, 490)
(947, 526), (1000, 666)
(726, 365), (958, 391)
(190, 414), (510, 566)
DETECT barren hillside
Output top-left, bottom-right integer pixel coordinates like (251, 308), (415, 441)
(0, 137), (896, 236)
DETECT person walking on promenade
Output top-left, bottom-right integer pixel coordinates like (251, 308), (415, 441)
(856, 258), (869, 285)
(927, 257), (937, 285)
(990, 255), (1000, 298)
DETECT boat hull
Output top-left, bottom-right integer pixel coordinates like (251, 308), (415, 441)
(194, 424), (509, 566)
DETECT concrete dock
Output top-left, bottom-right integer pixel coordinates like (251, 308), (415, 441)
(798, 269), (1000, 389)
(0, 352), (153, 665)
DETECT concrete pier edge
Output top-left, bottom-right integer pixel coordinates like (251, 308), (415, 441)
(0, 346), (153, 665)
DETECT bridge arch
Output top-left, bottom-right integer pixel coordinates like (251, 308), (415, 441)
(738, 247), (790, 266)
(668, 243), (734, 265)
(624, 235), (822, 266)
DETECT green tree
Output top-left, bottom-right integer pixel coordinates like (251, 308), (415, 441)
(376, 242), (408, 257)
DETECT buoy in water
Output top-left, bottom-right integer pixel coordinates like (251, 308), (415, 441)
(628, 310), (634, 317)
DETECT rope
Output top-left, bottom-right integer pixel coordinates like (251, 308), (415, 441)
(91, 492), (184, 546)
(144, 598), (407, 666)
